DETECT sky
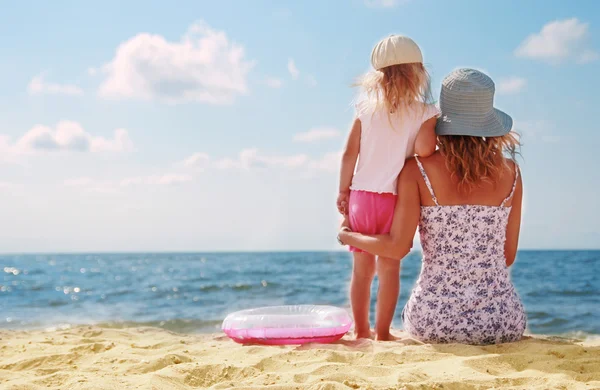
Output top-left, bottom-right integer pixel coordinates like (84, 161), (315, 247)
(0, 0), (599, 252)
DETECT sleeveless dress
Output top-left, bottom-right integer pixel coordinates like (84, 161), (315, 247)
(402, 157), (527, 345)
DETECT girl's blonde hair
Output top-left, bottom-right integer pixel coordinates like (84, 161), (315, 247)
(437, 133), (521, 193)
(355, 63), (434, 118)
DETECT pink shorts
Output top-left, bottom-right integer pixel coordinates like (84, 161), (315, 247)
(347, 190), (397, 253)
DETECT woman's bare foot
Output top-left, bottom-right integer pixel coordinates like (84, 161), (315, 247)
(376, 332), (398, 342)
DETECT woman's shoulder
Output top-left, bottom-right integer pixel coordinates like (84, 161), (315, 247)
(395, 158), (422, 195)
(402, 152), (445, 182)
(502, 158), (521, 188)
(403, 156), (420, 172)
(501, 158), (520, 175)
(401, 153), (439, 179)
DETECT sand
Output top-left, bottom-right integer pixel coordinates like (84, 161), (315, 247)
(1, 327), (599, 390)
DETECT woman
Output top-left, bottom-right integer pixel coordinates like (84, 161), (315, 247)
(337, 68), (527, 345)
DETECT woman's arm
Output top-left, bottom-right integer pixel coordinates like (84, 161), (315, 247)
(337, 119), (361, 214)
(414, 117), (437, 157)
(505, 170), (523, 267)
(338, 160), (421, 259)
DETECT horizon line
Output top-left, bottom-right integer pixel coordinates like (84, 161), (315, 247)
(1, 248), (599, 256)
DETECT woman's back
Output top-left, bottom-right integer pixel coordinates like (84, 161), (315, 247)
(415, 152), (518, 207)
(401, 153), (526, 344)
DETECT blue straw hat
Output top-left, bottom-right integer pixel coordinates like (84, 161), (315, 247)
(436, 68), (513, 137)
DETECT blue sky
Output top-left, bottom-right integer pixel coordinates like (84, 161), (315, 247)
(0, 0), (599, 252)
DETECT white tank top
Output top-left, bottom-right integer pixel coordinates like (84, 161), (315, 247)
(350, 101), (440, 195)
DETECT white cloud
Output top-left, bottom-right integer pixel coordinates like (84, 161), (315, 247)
(28, 73), (83, 96)
(285, 61), (316, 86)
(194, 147), (341, 176)
(287, 59), (299, 80)
(98, 21), (255, 105)
(215, 148), (309, 170)
(1, 121), (133, 159)
(212, 149), (341, 174)
(308, 151), (342, 173)
(213, 157), (241, 170)
(265, 77), (284, 88)
(364, 0), (409, 8)
(293, 127), (341, 143)
(497, 77), (527, 95)
(90, 128), (134, 153)
(87, 67), (98, 76)
(0, 135), (13, 152)
(16, 122), (90, 152)
(515, 18), (598, 64)
(180, 152), (210, 168)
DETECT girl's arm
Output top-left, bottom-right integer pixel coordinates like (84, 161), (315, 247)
(337, 118), (361, 214)
(414, 116), (437, 157)
(338, 159), (421, 259)
(504, 167), (523, 267)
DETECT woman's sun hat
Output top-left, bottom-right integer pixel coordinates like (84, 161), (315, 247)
(371, 35), (423, 70)
(436, 68), (513, 137)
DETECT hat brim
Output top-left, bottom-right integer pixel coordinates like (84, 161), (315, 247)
(436, 108), (513, 137)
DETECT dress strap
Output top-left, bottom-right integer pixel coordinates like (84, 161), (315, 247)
(414, 156), (439, 206)
(500, 163), (520, 207)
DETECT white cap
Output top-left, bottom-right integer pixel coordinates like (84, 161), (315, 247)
(371, 35), (423, 70)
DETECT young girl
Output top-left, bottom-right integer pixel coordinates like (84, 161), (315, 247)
(337, 35), (439, 341)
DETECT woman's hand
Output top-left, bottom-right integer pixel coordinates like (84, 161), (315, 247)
(337, 224), (352, 245)
(337, 218), (352, 245)
(341, 215), (350, 229)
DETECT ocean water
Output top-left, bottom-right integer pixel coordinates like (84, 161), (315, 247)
(1, 251), (598, 337)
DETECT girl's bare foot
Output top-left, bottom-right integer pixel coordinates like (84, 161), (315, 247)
(355, 330), (375, 340)
(376, 332), (398, 341)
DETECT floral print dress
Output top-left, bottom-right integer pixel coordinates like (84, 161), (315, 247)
(402, 157), (527, 345)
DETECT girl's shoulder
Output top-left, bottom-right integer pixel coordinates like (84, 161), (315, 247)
(354, 99), (385, 130)
(417, 102), (441, 122)
(354, 99), (376, 119)
(397, 101), (440, 121)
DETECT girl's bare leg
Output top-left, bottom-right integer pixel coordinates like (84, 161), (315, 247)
(350, 252), (376, 339)
(375, 257), (401, 341)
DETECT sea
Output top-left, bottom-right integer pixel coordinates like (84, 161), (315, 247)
(1, 251), (598, 338)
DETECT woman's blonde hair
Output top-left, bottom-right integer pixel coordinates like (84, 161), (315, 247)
(355, 63), (434, 119)
(437, 133), (521, 192)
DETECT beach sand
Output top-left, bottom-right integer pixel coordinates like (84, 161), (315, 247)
(1, 327), (599, 389)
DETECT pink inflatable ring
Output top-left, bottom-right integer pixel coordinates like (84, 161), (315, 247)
(222, 305), (353, 345)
